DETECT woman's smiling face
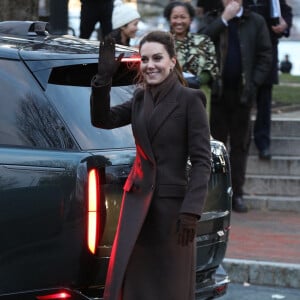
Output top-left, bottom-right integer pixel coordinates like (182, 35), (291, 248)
(140, 42), (176, 85)
(121, 19), (139, 39)
(169, 5), (192, 37)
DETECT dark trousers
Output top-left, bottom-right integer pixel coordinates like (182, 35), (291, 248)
(254, 83), (272, 152)
(210, 88), (252, 198)
(253, 42), (279, 152)
(79, 0), (113, 39)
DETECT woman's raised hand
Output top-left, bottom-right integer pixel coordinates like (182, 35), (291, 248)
(97, 36), (124, 84)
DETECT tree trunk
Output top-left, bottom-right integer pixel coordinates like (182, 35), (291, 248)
(0, 0), (39, 21)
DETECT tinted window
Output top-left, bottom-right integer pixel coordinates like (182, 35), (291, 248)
(0, 59), (76, 149)
(48, 62), (137, 87)
(46, 83), (135, 150)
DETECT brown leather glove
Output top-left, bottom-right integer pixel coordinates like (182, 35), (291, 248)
(177, 213), (198, 247)
(96, 36), (123, 85)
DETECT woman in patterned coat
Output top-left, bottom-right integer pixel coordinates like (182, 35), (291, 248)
(90, 31), (211, 300)
(163, 1), (219, 91)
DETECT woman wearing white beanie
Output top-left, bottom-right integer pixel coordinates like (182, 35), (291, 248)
(111, 0), (141, 46)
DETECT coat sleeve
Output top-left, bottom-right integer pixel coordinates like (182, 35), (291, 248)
(180, 89), (211, 217)
(280, 0), (293, 37)
(197, 34), (219, 82)
(90, 76), (132, 129)
(252, 16), (273, 86)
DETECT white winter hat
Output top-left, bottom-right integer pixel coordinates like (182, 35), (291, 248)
(112, 0), (141, 30)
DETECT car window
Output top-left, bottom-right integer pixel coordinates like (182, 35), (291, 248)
(46, 84), (136, 150)
(0, 59), (76, 149)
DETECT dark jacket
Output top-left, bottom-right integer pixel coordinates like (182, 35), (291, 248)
(90, 74), (211, 300)
(246, 0), (293, 43)
(199, 8), (272, 104)
(245, 0), (293, 84)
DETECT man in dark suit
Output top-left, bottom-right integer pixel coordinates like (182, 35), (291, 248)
(198, 0), (273, 212)
(246, 0), (293, 160)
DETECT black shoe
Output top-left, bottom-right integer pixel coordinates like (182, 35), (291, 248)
(259, 148), (271, 160)
(232, 196), (248, 213)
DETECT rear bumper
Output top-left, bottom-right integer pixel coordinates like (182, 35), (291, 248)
(195, 264), (230, 300)
(0, 288), (92, 300)
(86, 263), (230, 300)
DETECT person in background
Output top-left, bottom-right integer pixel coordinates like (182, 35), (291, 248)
(90, 30), (211, 300)
(198, 0), (272, 213)
(280, 54), (293, 74)
(196, 0), (222, 17)
(246, 0), (293, 160)
(79, 0), (113, 39)
(110, 0), (141, 46)
(163, 0), (219, 108)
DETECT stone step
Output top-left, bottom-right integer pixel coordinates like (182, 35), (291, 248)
(249, 137), (300, 156)
(270, 119), (300, 137)
(246, 110), (300, 212)
(244, 174), (300, 197)
(251, 112), (300, 137)
(244, 195), (300, 213)
(246, 155), (300, 176)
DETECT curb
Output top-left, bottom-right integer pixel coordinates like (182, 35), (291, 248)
(271, 104), (300, 114)
(251, 104), (300, 116)
(244, 195), (300, 213)
(223, 258), (300, 289)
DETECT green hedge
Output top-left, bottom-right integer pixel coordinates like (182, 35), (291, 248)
(272, 74), (300, 105)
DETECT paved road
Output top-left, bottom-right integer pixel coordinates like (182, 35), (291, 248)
(219, 283), (300, 300)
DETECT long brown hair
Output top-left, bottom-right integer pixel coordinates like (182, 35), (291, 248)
(137, 31), (187, 86)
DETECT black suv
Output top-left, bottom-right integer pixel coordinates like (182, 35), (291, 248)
(0, 21), (231, 300)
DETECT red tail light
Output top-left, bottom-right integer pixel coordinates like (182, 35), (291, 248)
(214, 284), (228, 296)
(36, 291), (71, 299)
(121, 54), (141, 63)
(88, 168), (100, 254)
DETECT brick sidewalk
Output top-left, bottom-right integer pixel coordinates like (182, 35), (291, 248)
(225, 210), (300, 264)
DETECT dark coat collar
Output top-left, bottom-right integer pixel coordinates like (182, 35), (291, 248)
(132, 73), (182, 164)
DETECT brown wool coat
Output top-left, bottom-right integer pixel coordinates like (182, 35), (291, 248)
(90, 75), (211, 300)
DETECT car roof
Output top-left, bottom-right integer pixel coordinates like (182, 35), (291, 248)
(0, 21), (139, 60)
